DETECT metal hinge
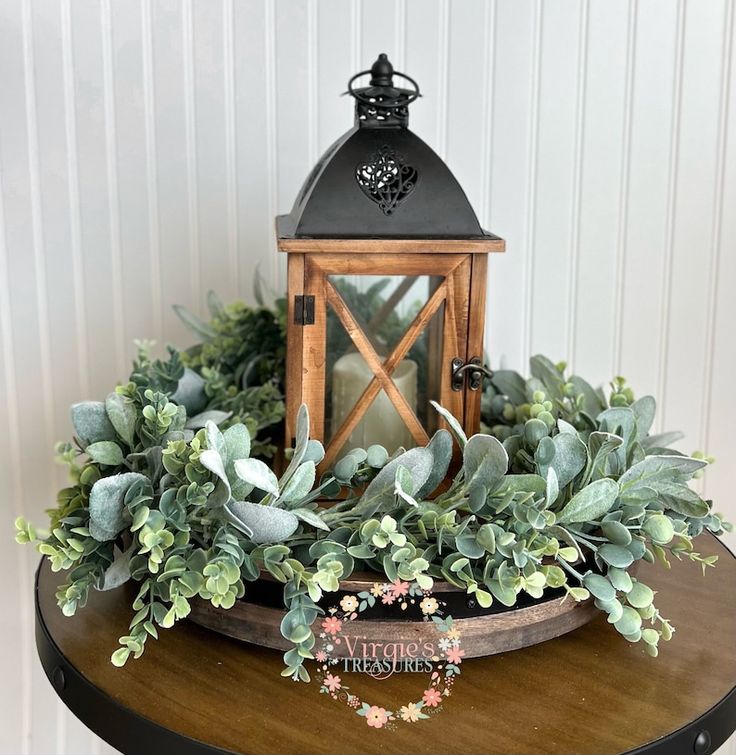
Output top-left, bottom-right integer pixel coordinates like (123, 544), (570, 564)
(294, 295), (315, 325)
(451, 356), (494, 391)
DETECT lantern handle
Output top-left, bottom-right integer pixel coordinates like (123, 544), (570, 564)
(346, 53), (421, 106)
(346, 70), (421, 105)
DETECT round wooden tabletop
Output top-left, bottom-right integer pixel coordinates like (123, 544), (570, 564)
(35, 533), (736, 755)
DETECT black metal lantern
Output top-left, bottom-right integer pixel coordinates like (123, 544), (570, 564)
(278, 54), (504, 469)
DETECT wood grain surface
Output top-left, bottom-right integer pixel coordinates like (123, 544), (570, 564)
(36, 534), (736, 755)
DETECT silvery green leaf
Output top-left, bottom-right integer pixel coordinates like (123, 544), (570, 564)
(204, 420), (227, 458)
(455, 531), (484, 559)
(71, 401), (117, 445)
(282, 404), (310, 486)
(394, 465), (418, 507)
(199, 449), (231, 505)
(303, 439), (325, 465)
(226, 501), (298, 544)
(642, 514), (675, 544)
(430, 401), (467, 448)
(86, 441), (124, 466)
(598, 543), (634, 568)
(172, 304), (216, 340)
(656, 481), (709, 518)
(535, 436), (555, 466)
(530, 354), (564, 400)
(608, 567), (633, 593)
(415, 429), (453, 499)
(641, 431), (684, 451)
(161, 429), (195, 444)
(556, 478), (619, 524)
(89, 472), (148, 541)
(597, 407), (636, 468)
(223, 423), (251, 463)
(463, 434), (508, 495)
(105, 393), (137, 447)
(601, 520), (632, 546)
(291, 507), (330, 532)
(101, 545), (135, 591)
(186, 410), (232, 431)
(493, 474), (547, 497)
(614, 605), (642, 636)
(280, 461), (316, 503)
(234, 458), (280, 496)
(538, 432), (587, 489)
(366, 444), (389, 468)
(358, 447), (433, 517)
(171, 368), (208, 416)
(569, 375), (606, 416)
(557, 419), (578, 435)
(546, 467), (559, 507)
(626, 581), (654, 609)
(582, 573), (615, 602)
(631, 396), (656, 440)
(587, 432), (624, 481)
(618, 454), (707, 492)
(490, 370), (527, 405)
(206, 289), (224, 318)
(334, 454), (359, 482)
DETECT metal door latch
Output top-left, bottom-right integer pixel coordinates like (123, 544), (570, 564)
(451, 356), (494, 391)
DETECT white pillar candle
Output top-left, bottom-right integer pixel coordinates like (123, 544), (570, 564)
(331, 352), (418, 453)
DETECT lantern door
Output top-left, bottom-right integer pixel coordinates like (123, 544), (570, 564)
(287, 252), (486, 470)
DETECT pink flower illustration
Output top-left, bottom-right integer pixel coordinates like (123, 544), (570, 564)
(366, 706), (389, 728)
(445, 646), (465, 665)
(323, 672), (342, 692)
(422, 688), (442, 707)
(315, 650), (328, 663)
(381, 592), (396, 605)
(390, 578), (410, 597)
(321, 616), (343, 635)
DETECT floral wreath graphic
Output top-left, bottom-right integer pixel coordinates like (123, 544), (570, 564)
(313, 579), (464, 729)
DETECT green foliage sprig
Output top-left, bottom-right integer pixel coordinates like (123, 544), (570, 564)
(16, 298), (730, 683)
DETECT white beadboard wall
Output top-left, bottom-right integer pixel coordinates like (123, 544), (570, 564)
(0, 1), (734, 753)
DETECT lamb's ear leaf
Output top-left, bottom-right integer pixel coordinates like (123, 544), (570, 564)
(556, 478), (619, 524)
(279, 461), (316, 503)
(105, 392), (137, 447)
(71, 401), (117, 445)
(186, 411), (232, 431)
(205, 420), (227, 458)
(281, 404), (310, 485)
(171, 368), (208, 416)
(89, 472), (149, 542)
(631, 396), (656, 440)
(226, 501), (298, 544)
(234, 458), (280, 497)
(173, 304), (216, 340)
(207, 290), (224, 318)
(199, 449), (232, 506)
(430, 401), (467, 448)
(463, 434), (508, 495)
(415, 429), (453, 499)
(101, 545), (136, 591)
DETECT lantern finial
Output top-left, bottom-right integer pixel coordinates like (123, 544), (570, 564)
(347, 53), (420, 128)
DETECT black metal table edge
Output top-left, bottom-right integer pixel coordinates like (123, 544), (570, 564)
(34, 560), (238, 755)
(34, 543), (736, 755)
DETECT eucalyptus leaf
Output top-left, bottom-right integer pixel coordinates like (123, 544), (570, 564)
(538, 432), (588, 489)
(490, 370), (528, 405)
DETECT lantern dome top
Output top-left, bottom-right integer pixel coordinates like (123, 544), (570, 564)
(277, 54), (496, 241)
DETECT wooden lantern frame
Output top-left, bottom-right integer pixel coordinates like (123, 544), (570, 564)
(279, 228), (505, 470)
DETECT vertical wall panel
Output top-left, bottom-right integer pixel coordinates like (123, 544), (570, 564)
(0, 3), (734, 754)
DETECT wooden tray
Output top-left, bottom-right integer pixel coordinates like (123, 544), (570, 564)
(188, 571), (599, 658)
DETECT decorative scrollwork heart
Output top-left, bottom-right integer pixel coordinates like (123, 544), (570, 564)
(355, 145), (418, 215)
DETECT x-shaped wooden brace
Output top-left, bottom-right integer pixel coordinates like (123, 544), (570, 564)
(322, 278), (448, 469)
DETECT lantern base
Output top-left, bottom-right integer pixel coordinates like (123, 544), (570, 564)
(187, 571), (599, 659)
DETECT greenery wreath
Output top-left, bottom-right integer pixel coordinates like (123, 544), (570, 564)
(15, 285), (731, 685)
(314, 579), (460, 728)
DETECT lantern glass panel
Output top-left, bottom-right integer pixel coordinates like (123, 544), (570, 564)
(324, 273), (445, 456)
